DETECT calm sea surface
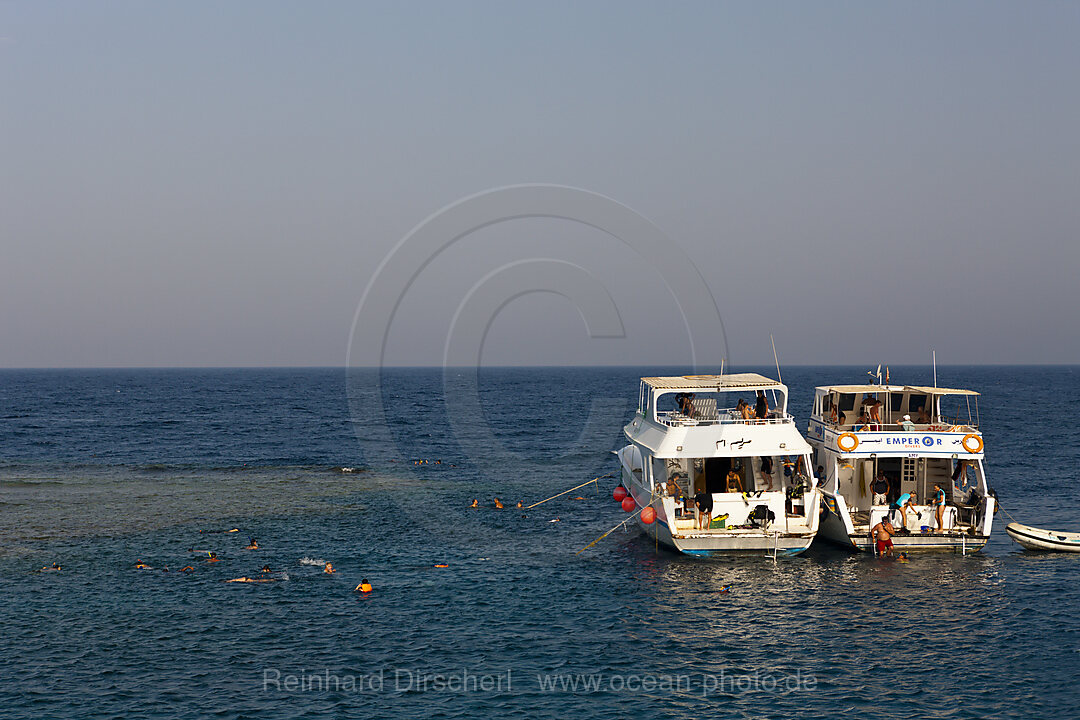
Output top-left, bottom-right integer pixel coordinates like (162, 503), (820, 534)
(1, 366), (1077, 719)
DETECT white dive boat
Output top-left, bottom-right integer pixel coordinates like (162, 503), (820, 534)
(1005, 523), (1080, 552)
(806, 380), (995, 553)
(616, 373), (821, 557)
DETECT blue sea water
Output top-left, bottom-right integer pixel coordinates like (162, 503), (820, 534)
(1, 366), (1078, 719)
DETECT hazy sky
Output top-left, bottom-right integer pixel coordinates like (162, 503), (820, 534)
(2, 2), (1078, 367)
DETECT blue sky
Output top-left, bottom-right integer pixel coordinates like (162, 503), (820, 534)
(2, 2), (1078, 367)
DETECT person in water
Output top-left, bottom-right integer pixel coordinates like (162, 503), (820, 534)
(41, 563), (61, 572)
(870, 518), (896, 557)
(493, 498), (504, 509)
(355, 579), (373, 592)
(260, 565), (271, 574)
(245, 538), (259, 550)
(470, 499), (478, 508)
(324, 562), (335, 574)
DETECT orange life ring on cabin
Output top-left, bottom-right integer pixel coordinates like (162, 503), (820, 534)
(962, 434), (983, 453)
(836, 432), (859, 452)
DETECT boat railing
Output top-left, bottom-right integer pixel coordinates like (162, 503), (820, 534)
(657, 410), (795, 428)
(816, 418), (977, 434)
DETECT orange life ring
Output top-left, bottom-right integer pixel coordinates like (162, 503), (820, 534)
(962, 434), (983, 453)
(837, 432), (859, 452)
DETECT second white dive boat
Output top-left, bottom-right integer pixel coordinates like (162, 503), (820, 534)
(807, 379), (995, 553)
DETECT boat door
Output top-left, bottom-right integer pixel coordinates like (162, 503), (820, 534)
(704, 457), (731, 494)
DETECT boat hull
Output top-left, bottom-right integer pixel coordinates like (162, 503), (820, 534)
(1006, 522), (1080, 552)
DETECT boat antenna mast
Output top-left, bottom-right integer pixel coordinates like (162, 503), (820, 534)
(867, 364), (882, 385)
(770, 334), (783, 384)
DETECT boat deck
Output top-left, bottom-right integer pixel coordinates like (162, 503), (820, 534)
(672, 514), (813, 539)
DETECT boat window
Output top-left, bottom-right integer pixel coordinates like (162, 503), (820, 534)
(890, 393), (904, 412)
(909, 394), (927, 414)
(821, 394), (832, 416)
(838, 393), (855, 413)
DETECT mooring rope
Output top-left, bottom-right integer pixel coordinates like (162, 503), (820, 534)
(527, 474), (611, 510)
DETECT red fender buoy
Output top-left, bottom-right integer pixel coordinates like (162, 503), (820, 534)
(641, 506), (656, 524)
(613, 486), (628, 502)
(621, 496), (636, 513)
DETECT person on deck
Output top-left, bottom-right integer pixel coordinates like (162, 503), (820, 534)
(866, 399), (882, 429)
(754, 391), (769, 421)
(916, 407), (932, 424)
(871, 472), (890, 505)
(726, 468), (743, 494)
(897, 414), (916, 431)
(737, 399), (753, 420)
(932, 484), (947, 533)
(665, 475), (684, 500)
(759, 456), (775, 491)
(898, 493), (920, 530)
(694, 490), (713, 530)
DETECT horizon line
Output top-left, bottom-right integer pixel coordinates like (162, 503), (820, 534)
(0, 362), (1076, 371)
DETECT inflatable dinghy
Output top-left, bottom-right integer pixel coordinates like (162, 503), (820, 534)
(1005, 522), (1080, 552)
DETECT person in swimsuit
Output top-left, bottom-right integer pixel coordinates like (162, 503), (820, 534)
(665, 475), (684, 500)
(738, 400), (753, 420)
(932, 484), (947, 533)
(899, 492), (920, 530)
(693, 490), (713, 530)
(870, 518), (895, 556)
(867, 399), (882, 429)
(726, 468), (743, 494)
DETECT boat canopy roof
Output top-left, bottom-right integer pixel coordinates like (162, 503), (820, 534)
(643, 373), (782, 391)
(816, 384), (978, 397)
